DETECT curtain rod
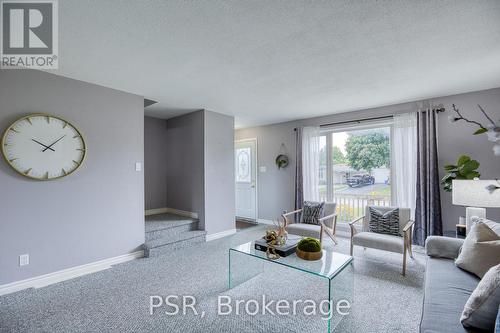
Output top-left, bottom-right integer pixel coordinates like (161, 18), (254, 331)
(293, 107), (445, 131)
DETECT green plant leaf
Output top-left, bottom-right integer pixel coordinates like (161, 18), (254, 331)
(444, 164), (457, 171)
(465, 171), (480, 180)
(473, 128), (488, 135)
(459, 160), (480, 174)
(441, 174), (454, 182)
(457, 155), (471, 166)
(443, 184), (452, 192)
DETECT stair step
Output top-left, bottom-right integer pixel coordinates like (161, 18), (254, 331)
(144, 230), (206, 258)
(145, 213), (198, 232)
(145, 213), (199, 241)
(146, 221), (199, 241)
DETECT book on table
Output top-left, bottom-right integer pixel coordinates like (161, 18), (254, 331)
(254, 235), (301, 257)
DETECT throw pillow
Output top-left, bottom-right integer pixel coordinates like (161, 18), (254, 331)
(368, 207), (400, 236)
(495, 306), (500, 333)
(455, 222), (500, 278)
(461, 264), (500, 331)
(300, 201), (325, 225)
(471, 217), (500, 236)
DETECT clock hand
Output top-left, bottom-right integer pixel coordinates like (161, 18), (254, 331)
(42, 135), (66, 152)
(31, 139), (56, 152)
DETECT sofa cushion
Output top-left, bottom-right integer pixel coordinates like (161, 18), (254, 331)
(455, 222), (500, 278)
(363, 206), (410, 235)
(352, 231), (403, 254)
(300, 201), (324, 225)
(286, 223), (320, 239)
(425, 236), (464, 259)
(461, 264), (500, 331)
(421, 257), (480, 333)
(368, 207), (400, 236)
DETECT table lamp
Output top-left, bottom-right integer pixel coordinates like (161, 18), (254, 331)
(452, 179), (500, 233)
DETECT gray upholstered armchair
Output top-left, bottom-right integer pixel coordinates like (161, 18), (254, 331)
(349, 206), (414, 275)
(282, 202), (338, 244)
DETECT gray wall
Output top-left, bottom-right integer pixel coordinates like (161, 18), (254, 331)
(204, 111), (236, 235)
(144, 117), (168, 210)
(166, 111), (205, 228)
(165, 110), (235, 234)
(0, 70), (145, 285)
(236, 87), (500, 232)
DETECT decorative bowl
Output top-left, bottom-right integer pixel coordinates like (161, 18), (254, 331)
(296, 247), (323, 261)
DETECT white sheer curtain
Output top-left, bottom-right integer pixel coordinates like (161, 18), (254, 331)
(392, 112), (417, 219)
(302, 126), (321, 202)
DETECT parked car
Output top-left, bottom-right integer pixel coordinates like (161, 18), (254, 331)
(346, 174), (375, 187)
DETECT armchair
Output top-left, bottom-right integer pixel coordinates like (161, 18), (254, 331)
(282, 202), (338, 244)
(349, 206), (414, 275)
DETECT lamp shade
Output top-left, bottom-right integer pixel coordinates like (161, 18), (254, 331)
(452, 180), (500, 208)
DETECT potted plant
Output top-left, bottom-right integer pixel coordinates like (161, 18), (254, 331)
(441, 155), (480, 192)
(296, 237), (323, 261)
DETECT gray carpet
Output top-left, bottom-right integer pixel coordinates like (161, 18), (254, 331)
(0, 225), (426, 332)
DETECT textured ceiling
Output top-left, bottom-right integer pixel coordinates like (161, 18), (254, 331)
(54, 1), (500, 128)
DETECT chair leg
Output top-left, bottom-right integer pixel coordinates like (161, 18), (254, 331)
(325, 227), (337, 245)
(409, 240), (414, 259)
(409, 227), (414, 259)
(402, 235), (407, 276)
(350, 242), (353, 256)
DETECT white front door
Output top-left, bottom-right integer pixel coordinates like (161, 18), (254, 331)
(235, 139), (257, 221)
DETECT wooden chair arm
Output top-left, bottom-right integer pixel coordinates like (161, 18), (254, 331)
(403, 220), (415, 233)
(318, 213), (337, 223)
(281, 209), (302, 226)
(349, 215), (365, 226)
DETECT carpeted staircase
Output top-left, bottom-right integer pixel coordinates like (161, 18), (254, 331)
(144, 213), (206, 257)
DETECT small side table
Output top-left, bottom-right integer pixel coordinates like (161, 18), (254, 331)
(456, 224), (466, 239)
(443, 225), (467, 239)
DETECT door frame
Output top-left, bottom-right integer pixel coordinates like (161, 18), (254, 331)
(235, 138), (258, 221)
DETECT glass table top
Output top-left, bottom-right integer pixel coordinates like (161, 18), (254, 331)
(230, 241), (353, 280)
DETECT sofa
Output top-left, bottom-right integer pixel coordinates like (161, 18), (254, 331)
(421, 236), (486, 333)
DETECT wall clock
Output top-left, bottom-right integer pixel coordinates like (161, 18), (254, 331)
(1, 114), (86, 180)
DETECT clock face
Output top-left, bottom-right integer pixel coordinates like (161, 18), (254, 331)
(2, 114), (86, 180)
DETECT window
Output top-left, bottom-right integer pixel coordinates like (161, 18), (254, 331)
(236, 147), (251, 183)
(319, 121), (393, 223)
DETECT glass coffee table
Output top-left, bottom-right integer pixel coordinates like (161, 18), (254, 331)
(229, 241), (353, 332)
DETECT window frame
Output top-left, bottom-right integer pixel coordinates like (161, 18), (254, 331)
(319, 119), (395, 204)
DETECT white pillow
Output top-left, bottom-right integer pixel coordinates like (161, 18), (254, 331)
(455, 222), (500, 278)
(471, 217), (500, 236)
(461, 264), (500, 331)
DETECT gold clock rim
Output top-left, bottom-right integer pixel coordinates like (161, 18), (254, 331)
(1, 113), (87, 181)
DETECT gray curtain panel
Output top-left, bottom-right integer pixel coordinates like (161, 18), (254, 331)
(414, 109), (443, 246)
(295, 127), (303, 211)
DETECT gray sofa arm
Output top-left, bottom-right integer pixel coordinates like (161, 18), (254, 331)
(425, 236), (464, 259)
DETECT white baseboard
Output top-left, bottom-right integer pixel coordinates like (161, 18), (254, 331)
(206, 228), (237, 241)
(257, 218), (275, 226)
(0, 250), (144, 296)
(145, 207), (198, 219)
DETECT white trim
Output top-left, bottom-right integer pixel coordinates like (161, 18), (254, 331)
(0, 251), (144, 296)
(257, 218), (275, 226)
(145, 207), (198, 219)
(206, 228), (237, 241)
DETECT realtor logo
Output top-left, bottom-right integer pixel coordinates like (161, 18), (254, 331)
(1, 0), (58, 69)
